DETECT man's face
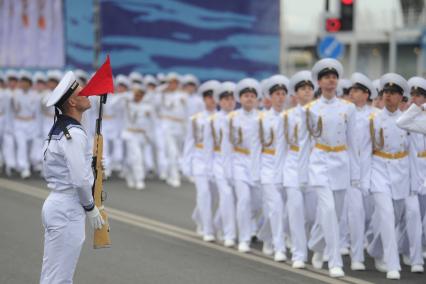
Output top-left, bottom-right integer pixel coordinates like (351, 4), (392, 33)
(270, 89), (286, 110)
(133, 90), (145, 102)
(47, 80), (58, 90)
(8, 78), (18, 89)
(71, 86), (91, 111)
(372, 95), (384, 109)
(116, 84), (128, 93)
(35, 81), (47, 92)
(318, 73), (338, 93)
(349, 87), (368, 105)
(183, 83), (196, 94)
(167, 80), (179, 92)
(19, 79), (32, 91)
(203, 95), (216, 110)
(219, 95), (235, 112)
(383, 90), (402, 110)
(239, 92), (257, 111)
(411, 92), (426, 107)
(296, 85), (314, 105)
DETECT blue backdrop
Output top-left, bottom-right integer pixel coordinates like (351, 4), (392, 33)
(66, 0), (280, 81)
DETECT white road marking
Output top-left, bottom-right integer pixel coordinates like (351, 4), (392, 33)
(0, 178), (374, 284)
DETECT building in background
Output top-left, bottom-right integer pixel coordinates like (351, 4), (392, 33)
(281, 0), (426, 79)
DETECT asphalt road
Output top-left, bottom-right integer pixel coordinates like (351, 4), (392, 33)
(0, 173), (425, 284)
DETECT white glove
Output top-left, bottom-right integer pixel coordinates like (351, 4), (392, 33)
(86, 206), (105, 230)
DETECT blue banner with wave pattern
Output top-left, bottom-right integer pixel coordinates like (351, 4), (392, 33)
(99, 0), (280, 81)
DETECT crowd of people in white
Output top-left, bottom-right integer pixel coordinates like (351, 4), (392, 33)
(1, 57), (426, 280)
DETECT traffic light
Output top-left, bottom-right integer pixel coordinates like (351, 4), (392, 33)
(340, 0), (354, 31)
(325, 18), (341, 33)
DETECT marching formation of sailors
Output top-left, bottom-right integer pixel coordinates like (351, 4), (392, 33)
(1, 57), (426, 279)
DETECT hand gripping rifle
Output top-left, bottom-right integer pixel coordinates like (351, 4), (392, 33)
(92, 94), (111, 248)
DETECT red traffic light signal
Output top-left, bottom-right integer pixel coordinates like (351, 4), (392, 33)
(326, 18), (341, 33)
(341, 0), (353, 5)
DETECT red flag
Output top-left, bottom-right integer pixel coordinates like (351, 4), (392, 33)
(79, 55), (114, 96)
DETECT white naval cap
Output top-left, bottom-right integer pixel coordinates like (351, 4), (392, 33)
(75, 69), (89, 83)
(6, 70), (19, 80)
(235, 78), (262, 103)
(408, 76), (426, 96)
(33, 71), (47, 83)
(129, 71), (143, 83)
(312, 58), (343, 82)
(263, 74), (289, 99)
(47, 70), (63, 82)
(181, 74), (200, 87)
(132, 83), (146, 93)
(144, 74), (157, 86)
(166, 72), (180, 82)
(19, 70), (33, 82)
(214, 81), (236, 102)
(115, 74), (130, 88)
(350, 72), (378, 100)
(289, 71), (314, 96)
(198, 80), (220, 98)
(45, 71), (79, 107)
(380, 73), (409, 98)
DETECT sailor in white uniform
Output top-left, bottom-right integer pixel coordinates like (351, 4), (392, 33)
(122, 83), (157, 190)
(40, 71), (104, 284)
(182, 80), (220, 242)
(224, 78), (262, 253)
(396, 76), (426, 273)
(2, 70), (20, 176)
(366, 73), (419, 279)
(345, 72), (378, 271)
(256, 75), (289, 262)
(204, 81), (237, 247)
(160, 72), (189, 187)
(299, 58), (359, 278)
(12, 70), (40, 178)
(276, 70), (317, 269)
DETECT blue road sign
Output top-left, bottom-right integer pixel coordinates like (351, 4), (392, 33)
(317, 35), (345, 59)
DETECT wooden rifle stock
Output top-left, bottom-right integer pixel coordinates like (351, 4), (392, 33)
(92, 95), (111, 249)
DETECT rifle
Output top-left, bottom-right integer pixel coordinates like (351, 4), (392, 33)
(92, 94), (111, 249)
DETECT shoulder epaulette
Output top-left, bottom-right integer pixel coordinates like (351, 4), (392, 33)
(303, 100), (318, 110)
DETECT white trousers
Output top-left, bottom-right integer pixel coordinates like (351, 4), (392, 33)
(346, 186), (366, 263)
(419, 194), (426, 248)
(234, 180), (258, 243)
(367, 193), (402, 271)
(308, 186), (345, 268)
(2, 133), (16, 170)
(194, 176), (215, 236)
(164, 133), (182, 182)
(398, 195), (424, 266)
(143, 143), (155, 172)
(103, 137), (123, 173)
(215, 178), (236, 241)
(124, 138), (147, 184)
(14, 130), (31, 172)
(261, 183), (286, 252)
(286, 187), (317, 262)
(40, 192), (85, 284)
